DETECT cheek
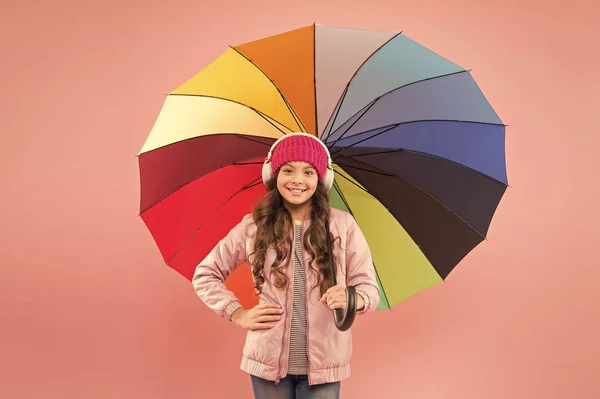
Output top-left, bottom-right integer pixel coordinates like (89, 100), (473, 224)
(276, 174), (287, 187)
(276, 176), (291, 195)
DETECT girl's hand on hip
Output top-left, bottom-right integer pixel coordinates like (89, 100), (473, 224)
(231, 303), (283, 330)
(321, 284), (365, 311)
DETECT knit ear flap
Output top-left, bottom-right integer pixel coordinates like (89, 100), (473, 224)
(262, 133), (335, 191)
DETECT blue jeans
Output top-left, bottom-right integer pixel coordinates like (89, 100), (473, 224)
(250, 374), (340, 399)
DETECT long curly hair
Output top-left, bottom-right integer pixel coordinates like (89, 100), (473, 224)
(249, 171), (337, 296)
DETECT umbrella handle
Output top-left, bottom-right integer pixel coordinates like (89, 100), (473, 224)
(326, 220), (357, 332)
(333, 286), (357, 331)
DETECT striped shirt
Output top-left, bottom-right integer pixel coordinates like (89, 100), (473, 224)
(288, 220), (308, 374)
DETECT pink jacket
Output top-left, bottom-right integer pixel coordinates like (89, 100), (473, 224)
(192, 208), (380, 385)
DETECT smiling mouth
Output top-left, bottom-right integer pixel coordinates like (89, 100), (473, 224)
(287, 188), (306, 194)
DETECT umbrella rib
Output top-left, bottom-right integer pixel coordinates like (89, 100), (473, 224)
(332, 181), (392, 309)
(139, 160), (260, 214)
(168, 93), (293, 135)
(336, 163), (394, 178)
(330, 124), (397, 157)
(253, 111), (293, 137)
(336, 146), (508, 186)
(330, 118), (505, 159)
(229, 46), (308, 133)
(322, 31), (402, 142)
(326, 101), (378, 150)
(321, 85), (348, 143)
(244, 180), (264, 190)
(335, 159), (488, 240)
(166, 176), (262, 265)
(333, 167), (373, 196)
(232, 161), (265, 166)
(236, 134), (280, 148)
(139, 132), (275, 157)
(281, 95), (308, 133)
(325, 69), (481, 149)
(334, 168), (457, 280)
(333, 119), (504, 150)
(139, 137), (273, 214)
(334, 178), (360, 208)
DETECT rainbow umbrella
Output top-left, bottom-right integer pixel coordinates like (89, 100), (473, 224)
(137, 24), (507, 310)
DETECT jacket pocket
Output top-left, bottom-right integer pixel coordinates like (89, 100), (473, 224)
(242, 328), (263, 361)
(242, 291), (285, 368)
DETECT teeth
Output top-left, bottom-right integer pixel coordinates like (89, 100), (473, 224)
(291, 189), (304, 193)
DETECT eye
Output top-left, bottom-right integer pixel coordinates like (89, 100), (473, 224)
(283, 168), (292, 173)
(305, 170), (314, 175)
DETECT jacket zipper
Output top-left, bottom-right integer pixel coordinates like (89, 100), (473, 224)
(275, 228), (295, 385)
(304, 225), (312, 386)
(275, 284), (288, 385)
(305, 281), (311, 385)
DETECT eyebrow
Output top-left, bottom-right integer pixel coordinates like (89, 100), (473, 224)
(283, 163), (316, 170)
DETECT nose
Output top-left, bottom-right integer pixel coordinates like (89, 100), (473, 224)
(291, 172), (303, 184)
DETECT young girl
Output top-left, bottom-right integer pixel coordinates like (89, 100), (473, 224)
(192, 133), (380, 399)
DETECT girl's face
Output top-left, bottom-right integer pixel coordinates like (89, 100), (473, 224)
(276, 161), (319, 213)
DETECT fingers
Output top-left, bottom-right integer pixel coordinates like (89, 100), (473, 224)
(254, 303), (283, 316)
(250, 323), (275, 330)
(257, 314), (282, 323)
(258, 303), (282, 310)
(257, 305), (284, 316)
(328, 302), (346, 310)
(325, 290), (347, 310)
(245, 303), (284, 330)
(326, 284), (345, 294)
(321, 284), (345, 302)
(257, 303), (282, 310)
(250, 313), (282, 330)
(327, 298), (346, 310)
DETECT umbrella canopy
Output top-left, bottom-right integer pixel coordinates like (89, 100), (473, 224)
(137, 23), (507, 310)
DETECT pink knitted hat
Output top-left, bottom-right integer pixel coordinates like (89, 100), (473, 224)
(270, 134), (328, 180)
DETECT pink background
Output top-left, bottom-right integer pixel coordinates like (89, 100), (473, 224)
(1, 0), (599, 398)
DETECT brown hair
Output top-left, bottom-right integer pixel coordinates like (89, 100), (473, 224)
(249, 171), (336, 296)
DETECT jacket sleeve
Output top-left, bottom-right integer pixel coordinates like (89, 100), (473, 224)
(191, 214), (252, 321)
(344, 213), (381, 314)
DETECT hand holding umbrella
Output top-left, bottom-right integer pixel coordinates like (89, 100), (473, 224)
(320, 285), (359, 331)
(320, 220), (357, 331)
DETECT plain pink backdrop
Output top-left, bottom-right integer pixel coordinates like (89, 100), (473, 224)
(1, 0), (599, 398)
